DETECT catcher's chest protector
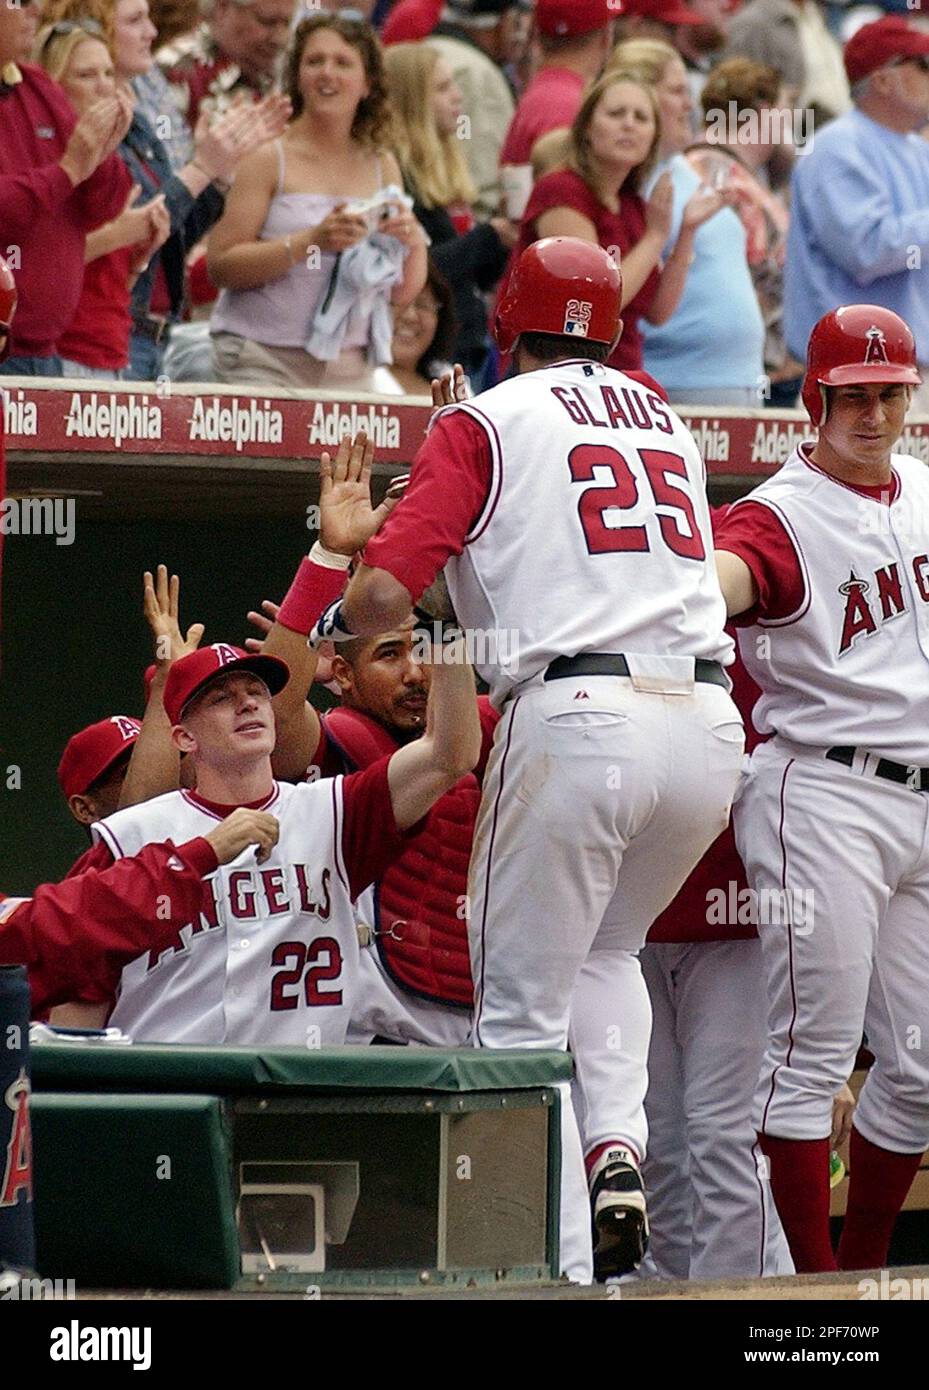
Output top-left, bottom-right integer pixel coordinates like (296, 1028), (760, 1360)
(322, 708), (476, 1007)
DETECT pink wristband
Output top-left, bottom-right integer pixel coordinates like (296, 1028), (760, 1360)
(277, 557), (348, 636)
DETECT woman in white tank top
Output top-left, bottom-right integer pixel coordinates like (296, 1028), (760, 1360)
(207, 14), (428, 390)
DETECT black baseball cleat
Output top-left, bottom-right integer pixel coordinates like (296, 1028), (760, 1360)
(589, 1146), (650, 1281)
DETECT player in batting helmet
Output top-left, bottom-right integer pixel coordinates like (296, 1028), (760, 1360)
(494, 237), (623, 356)
(802, 304), (922, 426)
(0, 255), (16, 363)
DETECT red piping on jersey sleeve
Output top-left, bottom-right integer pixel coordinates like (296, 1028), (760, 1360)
(714, 501), (805, 624)
(361, 411), (492, 602)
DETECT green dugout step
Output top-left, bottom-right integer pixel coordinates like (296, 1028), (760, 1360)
(29, 1045), (569, 1290)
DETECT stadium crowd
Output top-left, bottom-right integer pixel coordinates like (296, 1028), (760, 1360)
(1, 0), (927, 401)
(3, 0), (929, 1291)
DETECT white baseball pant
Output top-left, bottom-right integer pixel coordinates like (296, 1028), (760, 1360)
(736, 739), (929, 1152)
(637, 939), (793, 1280)
(468, 671), (745, 1283)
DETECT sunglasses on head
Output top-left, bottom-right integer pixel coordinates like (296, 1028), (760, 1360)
(41, 19), (105, 48)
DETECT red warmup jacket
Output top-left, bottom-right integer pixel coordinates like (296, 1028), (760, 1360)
(0, 837), (218, 1017)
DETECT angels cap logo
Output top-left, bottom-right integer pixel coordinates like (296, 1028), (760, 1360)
(564, 299), (592, 338)
(111, 716), (141, 742)
(864, 326), (889, 366)
(211, 643), (241, 667)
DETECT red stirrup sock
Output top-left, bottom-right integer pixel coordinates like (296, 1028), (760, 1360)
(836, 1127), (923, 1271)
(758, 1133), (837, 1272)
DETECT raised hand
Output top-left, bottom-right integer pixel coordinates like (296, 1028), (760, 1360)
(680, 185), (726, 233)
(143, 565), (205, 666)
(645, 170), (675, 243)
(430, 362), (469, 412)
(318, 431), (405, 556)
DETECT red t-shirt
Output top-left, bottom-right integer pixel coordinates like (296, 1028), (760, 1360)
(500, 68), (585, 166)
(505, 168), (661, 373)
(57, 161), (135, 370)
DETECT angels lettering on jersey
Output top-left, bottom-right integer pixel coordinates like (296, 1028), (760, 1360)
(837, 559), (929, 655)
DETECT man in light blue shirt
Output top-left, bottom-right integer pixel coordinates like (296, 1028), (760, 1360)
(785, 16), (929, 409)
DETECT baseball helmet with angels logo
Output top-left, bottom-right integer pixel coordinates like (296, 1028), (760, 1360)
(0, 254), (17, 363)
(802, 304), (922, 425)
(494, 237), (623, 354)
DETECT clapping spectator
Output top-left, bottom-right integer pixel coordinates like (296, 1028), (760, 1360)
(33, 21), (170, 379)
(385, 42), (511, 380)
(156, 0), (296, 128)
(207, 15), (428, 390)
(0, 0), (132, 374)
(611, 37), (765, 404)
(503, 69), (725, 372)
(42, 0), (291, 380)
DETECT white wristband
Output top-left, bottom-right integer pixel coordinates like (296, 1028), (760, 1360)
(309, 540), (352, 571)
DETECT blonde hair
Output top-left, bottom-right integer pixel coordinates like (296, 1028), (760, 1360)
(568, 70), (661, 197)
(32, 22), (113, 82)
(608, 36), (680, 86)
(40, 0), (117, 54)
(383, 43), (476, 209)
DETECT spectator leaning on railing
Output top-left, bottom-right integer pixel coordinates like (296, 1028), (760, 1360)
(784, 16), (929, 414)
(0, 0), (131, 376)
(384, 42), (512, 382)
(33, 21), (170, 380)
(207, 14), (428, 391)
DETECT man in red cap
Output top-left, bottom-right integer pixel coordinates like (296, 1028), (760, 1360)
(714, 304), (929, 1275)
(499, 0), (620, 176)
(784, 15), (929, 409)
(57, 717), (143, 828)
(65, 637), (480, 1046)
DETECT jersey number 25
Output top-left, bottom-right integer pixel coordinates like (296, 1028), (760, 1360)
(568, 444), (705, 559)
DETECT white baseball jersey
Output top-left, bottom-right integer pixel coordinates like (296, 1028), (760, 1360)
(91, 776), (391, 1045)
(441, 361), (733, 704)
(730, 447), (929, 763)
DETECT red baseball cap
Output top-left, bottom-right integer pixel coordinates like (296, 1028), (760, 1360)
(537, 0), (623, 38)
(57, 716), (142, 800)
(844, 16), (929, 85)
(620, 0), (704, 24)
(163, 643), (289, 726)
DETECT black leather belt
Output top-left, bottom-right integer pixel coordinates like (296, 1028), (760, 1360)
(544, 653), (728, 687)
(131, 314), (171, 344)
(826, 746), (929, 791)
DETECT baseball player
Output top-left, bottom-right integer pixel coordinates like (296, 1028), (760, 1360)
(2, 807), (279, 1017)
(69, 637), (479, 1044)
(323, 237), (745, 1284)
(714, 304), (928, 1273)
(58, 716), (143, 828)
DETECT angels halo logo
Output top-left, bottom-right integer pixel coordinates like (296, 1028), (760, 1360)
(864, 326), (890, 366)
(564, 299), (592, 337)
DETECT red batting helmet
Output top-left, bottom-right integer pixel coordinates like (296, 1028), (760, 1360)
(494, 237), (623, 355)
(0, 255), (17, 364)
(802, 304), (922, 426)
